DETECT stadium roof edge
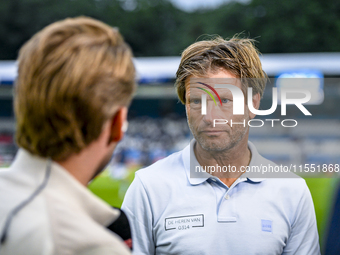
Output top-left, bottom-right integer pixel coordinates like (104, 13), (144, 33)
(2, 53), (340, 83)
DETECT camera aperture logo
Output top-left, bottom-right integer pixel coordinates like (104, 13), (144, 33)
(195, 82), (223, 107)
(194, 82), (312, 128)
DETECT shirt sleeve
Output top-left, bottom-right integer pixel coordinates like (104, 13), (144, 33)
(282, 181), (321, 255)
(121, 174), (155, 255)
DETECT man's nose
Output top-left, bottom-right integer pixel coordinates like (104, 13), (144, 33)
(202, 101), (219, 124)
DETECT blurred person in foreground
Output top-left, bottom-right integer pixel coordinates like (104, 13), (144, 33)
(0, 17), (135, 255)
(122, 37), (320, 254)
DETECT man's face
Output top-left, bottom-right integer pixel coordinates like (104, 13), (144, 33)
(185, 69), (254, 152)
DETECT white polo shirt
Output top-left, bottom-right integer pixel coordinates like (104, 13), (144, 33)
(0, 149), (131, 255)
(122, 140), (320, 255)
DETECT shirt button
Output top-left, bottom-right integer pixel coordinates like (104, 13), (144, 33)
(225, 194), (230, 200)
(211, 178), (217, 182)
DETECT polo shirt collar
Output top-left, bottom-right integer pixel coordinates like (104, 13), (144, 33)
(11, 149), (120, 226)
(182, 139), (265, 186)
(182, 139), (211, 185)
(240, 141), (265, 183)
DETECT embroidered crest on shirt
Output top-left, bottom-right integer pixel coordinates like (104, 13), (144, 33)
(165, 214), (204, 231)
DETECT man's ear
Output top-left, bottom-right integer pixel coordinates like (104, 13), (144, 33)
(249, 93), (261, 119)
(108, 107), (128, 145)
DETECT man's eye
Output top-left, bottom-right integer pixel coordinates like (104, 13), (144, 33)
(192, 99), (200, 104)
(221, 99), (229, 103)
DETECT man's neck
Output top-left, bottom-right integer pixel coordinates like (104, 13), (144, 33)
(57, 140), (111, 186)
(194, 139), (251, 187)
(57, 154), (97, 186)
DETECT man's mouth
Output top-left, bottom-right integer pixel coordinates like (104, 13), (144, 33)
(201, 130), (226, 135)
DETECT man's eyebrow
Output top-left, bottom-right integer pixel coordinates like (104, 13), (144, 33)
(217, 90), (233, 95)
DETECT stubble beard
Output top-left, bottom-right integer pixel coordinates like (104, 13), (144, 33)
(188, 118), (249, 152)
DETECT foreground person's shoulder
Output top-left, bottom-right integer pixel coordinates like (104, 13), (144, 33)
(78, 244), (131, 255)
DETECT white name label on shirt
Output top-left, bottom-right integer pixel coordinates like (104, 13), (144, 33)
(165, 214), (204, 231)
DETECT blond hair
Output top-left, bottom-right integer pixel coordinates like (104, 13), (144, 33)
(175, 36), (267, 104)
(15, 17), (136, 161)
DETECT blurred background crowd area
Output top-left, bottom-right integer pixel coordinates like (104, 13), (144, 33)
(1, 0), (340, 252)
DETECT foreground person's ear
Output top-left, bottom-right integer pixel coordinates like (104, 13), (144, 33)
(108, 107), (128, 145)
